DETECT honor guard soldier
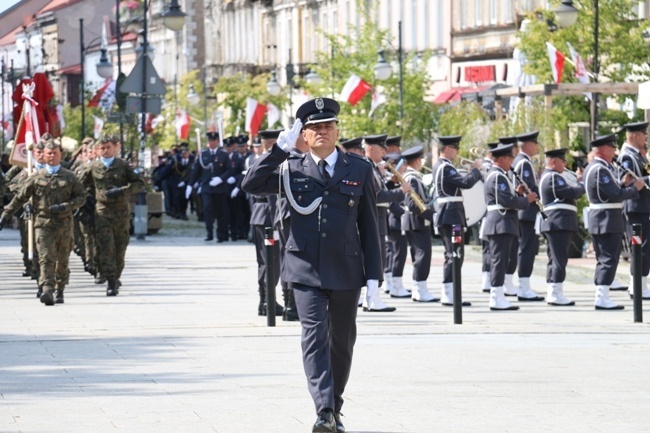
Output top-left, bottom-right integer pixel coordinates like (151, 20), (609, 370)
(364, 134), (407, 309)
(432, 135), (482, 305)
(539, 148), (585, 305)
(385, 148), (411, 297)
(242, 98), (382, 433)
(188, 131), (234, 242)
(402, 145), (439, 302)
(497, 135), (521, 295)
(80, 134), (144, 296)
(483, 143), (537, 310)
(479, 141), (499, 293)
(1, 138), (85, 305)
(585, 134), (644, 309)
(617, 121), (650, 299)
(340, 137), (364, 156)
(511, 131), (544, 301)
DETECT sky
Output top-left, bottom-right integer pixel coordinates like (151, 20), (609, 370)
(0, 0), (22, 15)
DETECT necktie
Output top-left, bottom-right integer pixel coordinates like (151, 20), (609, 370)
(318, 159), (331, 183)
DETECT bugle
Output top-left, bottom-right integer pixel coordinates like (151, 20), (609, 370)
(611, 159), (650, 191)
(384, 161), (428, 213)
(510, 168), (548, 220)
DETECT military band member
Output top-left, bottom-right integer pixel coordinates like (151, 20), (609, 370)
(1, 139), (85, 305)
(479, 142), (498, 293)
(498, 135), (521, 296)
(401, 145), (439, 302)
(483, 143), (537, 310)
(242, 98), (382, 433)
(340, 137), (364, 156)
(539, 148), (585, 306)
(617, 121), (650, 300)
(385, 147), (410, 297)
(432, 135), (482, 306)
(585, 134), (644, 310)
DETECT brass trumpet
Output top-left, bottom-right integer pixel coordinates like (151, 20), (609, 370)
(384, 161), (428, 213)
(469, 147), (487, 158)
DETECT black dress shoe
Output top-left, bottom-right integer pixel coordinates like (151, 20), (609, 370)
(36, 287), (43, 298)
(204, 236), (214, 241)
(610, 285), (628, 291)
(442, 301), (472, 306)
(518, 295), (545, 302)
(362, 305), (397, 312)
(22, 269), (31, 277)
(95, 275), (106, 284)
(334, 412), (345, 433)
(313, 410), (336, 432)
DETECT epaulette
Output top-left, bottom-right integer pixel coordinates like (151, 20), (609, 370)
(287, 152), (305, 160)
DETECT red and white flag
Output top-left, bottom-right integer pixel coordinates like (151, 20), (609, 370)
(567, 42), (592, 100)
(93, 116), (104, 139)
(88, 79), (116, 111)
(546, 42), (566, 84)
(10, 82), (41, 168)
(369, 89), (387, 117)
(339, 74), (372, 106)
(267, 103), (279, 128)
(175, 110), (191, 140)
(245, 98), (267, 138)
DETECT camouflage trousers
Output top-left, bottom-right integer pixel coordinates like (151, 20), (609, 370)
(79, 221), (96, 271)
(95, 211), (130, 279)
(35, 222), (73, 289)
(73, 219), (86, 261)
(20, 218), (40, 277)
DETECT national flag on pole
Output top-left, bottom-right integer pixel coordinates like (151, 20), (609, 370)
(369, 89), (387, 117)
(339, 74), (372, 106)
(566, 42), (592, 100)
(88, 80), (116, 111)
(267, 103), (279, 128)
(93, 116), (104, 139)
(245, 98), (267, 138)
(10, 82), (42, 168)
(175, 110), (191, 140)
(546, 42), (566, 84)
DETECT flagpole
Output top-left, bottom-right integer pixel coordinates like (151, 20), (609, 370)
(590, 0), (600, 142)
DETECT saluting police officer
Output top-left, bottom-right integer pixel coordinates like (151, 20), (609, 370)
(617, 121), (650, 300)
(242, 98), (382, 433)
(539, 148), (585, 306)
(432, 135), (482, 306)
(483, 143), (537, 310)
(584, 134), (644, 310)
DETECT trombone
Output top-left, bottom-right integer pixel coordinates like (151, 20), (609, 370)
(385, 161), (428, 213)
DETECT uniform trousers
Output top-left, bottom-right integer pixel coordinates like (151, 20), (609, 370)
(36, 222), (73, 288)
(20, 218), (39, 275)
(171, 185), (189, 217)
(406, 229), (432, 281)
(625, 212), (650, 277)
(439, 225), (465, 284)
(293, 285), (360, 413)
(543, 230), (572, 283)
(518, 220), (538, 277)
(202, 191), (229, 241)
(253, 225), (280, 290)
(592, 233), (623, 286)
(481, 240), (491, 272)
(387, 229), (407, 277)
(95, 210), (130, 279)
(507, 235), (519, 275)
(277, 220), (291, 291)
(79, 220), (96, 269)
(488, 233), (517, 287)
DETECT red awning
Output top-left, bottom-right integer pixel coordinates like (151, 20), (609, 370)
(58, 64), (81, 75)
(433, 86), (489, 104)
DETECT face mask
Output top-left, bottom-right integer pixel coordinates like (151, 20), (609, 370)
(45, 164), (60, 175)
(101, 156), (115, 167)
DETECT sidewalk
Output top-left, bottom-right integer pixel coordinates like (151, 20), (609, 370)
(0, 219), (649, 433)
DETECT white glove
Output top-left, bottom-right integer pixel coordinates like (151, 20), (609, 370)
(209, 176), (223, 187)
(185, 185), (193, 199)
(197, 187), (202, 194)
(365, 279), (379, 305)
(178, 181), (185, 188)
(276, 119), (303, 152)
(227, 176), (236, 185)
(230, 187), (240, 198)
(193, 182), (199, 189)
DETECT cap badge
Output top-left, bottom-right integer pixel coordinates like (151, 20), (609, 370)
(315, 98), (325, 110)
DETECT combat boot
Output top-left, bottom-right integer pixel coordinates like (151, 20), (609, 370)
(282, 287), (299, 322)
(55, 287), (65, 304)
(36, 285), (43, 298)
(40, 286), (55, 306)
(95, 275), (106, 284)
(22, 267), (31, 277)
(106, 279), (118, 296)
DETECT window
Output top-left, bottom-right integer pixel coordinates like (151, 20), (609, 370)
(503, 0), (513, 23)
(475, 0), (482, 26)
(490, 0), (497, 24)
(460, 0), (467, 29)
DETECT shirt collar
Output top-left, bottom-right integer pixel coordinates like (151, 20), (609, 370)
(310, 148), (338, 169)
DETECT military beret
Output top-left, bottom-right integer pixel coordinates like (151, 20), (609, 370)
(44, 139), (61, 150)
(591, 134), (618, 148)
(623, 121), (649, 133)
(296, 97), (340, 126)
(401, 145), (424, 160)
(499, 136), (518, 145)
(258, 129), (283, 140)
(386, 136), (402, 147)
(363, 134), (388, 148)
(545, 148), (568, 159)
(341, 137), (363, 151)
(81, 137), (94, 146)
(516, 131), (539, 143)
(438, 135), (462, 147)
(206, 131), (219, 140)
(491, 143), (515, 158)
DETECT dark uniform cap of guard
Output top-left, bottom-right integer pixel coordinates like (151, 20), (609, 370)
(590, 134), (618, 148)
(438, 135), (462, 148)
(295, 97), (340, 126)
(252, 137), (262, 147)
(384, 152), (401, 163)
(516, 130), (540, 143)
(623, 121), (649, 133)
(341, 137), (363, 151)
(499, 136), (517, 145)
(545, 148), (568, 159)
(363, 134), (388, 148)
(225, 136), (237, 147)
(206, 131), (219, 140)
(491, 143), (515, 158)
(386, 136), (402, 147)
(401, 145), (424, 160)
(237, 134), (249, 146)
(487, 142), (500, 150)
(258, 129), (283, 140)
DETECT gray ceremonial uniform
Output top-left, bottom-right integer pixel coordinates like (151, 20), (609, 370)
(402, 168), (435, 282)
(539, 168), (585, 283)
(584, 157), (639, 285)
(387, 201), (408, 277)
(250, 194), (280, 293)
(617, 145), (650, 277)
(242, 145), (381, 414)
(372, 163), (405, 270)
(512, 152), (540, 278)
(483, 167), (529, 287)
(432, 158), (482, 283)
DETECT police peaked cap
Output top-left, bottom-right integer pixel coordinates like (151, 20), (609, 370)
(401, 145), (424, 160)
(516, 130), (540, 143)
(438, 135), (462, 147)
(386, 136), (402, 147)
(498, 136), (518, 145)
(544, 148), (568, 159)
(590, 134), (618, 148)
(623, 121), (649, 133)
(487, 142), (500, 150)
(363, 134), (388, 148)
(340, 137), (363, 150)
(224, 136), (237, 147)
(252, 137), (262, 147)
(296, 97), (340, 126)
(237, 134), (249, 145)
(206, 131), (219, 140)
(258, 129), (283, 140)
(491, 143), (515, 158)
(384, 152), (402, 164)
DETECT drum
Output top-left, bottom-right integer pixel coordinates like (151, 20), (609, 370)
(461, 168), (486, 226)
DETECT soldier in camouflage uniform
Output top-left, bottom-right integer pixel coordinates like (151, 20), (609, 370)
(80, 134), (144, 296)
(73, 139), (98, 278)
(0, 139), (86, 305)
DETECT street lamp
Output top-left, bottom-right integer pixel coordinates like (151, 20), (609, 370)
(552, 0), (598, 142)
(161, 0), (186, 32)
(305, 70), (321, 85)
(266, 70), (281, 96)
(374, 50), (392, 81)
(187, 84), (200, 106)
(96, 47), (114, 79)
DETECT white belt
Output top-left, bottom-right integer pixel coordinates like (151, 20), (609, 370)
(487, 204), (511, 212)
(589, 203), (623, 210)
(544, 203), (577, 212)
(377, 203), (390, 208)
(436, 196), (463, 204)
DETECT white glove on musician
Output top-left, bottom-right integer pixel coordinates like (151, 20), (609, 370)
(178, 181), (185, 188)
(230, 187), (240, 199)
(185, 185), (193, 200)
(276, 119), (303, 152)
(209, 176), (223, 187)
(227, 176), (236, 185)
